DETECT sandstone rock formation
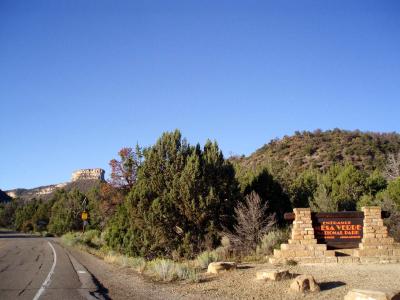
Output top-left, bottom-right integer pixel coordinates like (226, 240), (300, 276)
(5, 168), (105, 200)
(71, 168), (105, 182)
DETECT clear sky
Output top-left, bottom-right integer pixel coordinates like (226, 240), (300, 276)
(1, 1), (400, 190)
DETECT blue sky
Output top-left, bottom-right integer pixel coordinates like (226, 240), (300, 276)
(1, 1), (400, 190)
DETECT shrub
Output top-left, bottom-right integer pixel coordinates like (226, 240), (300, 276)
(127, 257), (147, 273)
(81, 229), (102, 247)
(62, 232), (79, 247)
(148, 259), (199, 282)
(149, 259), (176, 281)
(196, 250), (220, 269)
(256, 227), (290, 255)
(174, 263), (200, 282)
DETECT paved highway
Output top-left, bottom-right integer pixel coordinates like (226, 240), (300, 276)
(0, 231), (96, 300)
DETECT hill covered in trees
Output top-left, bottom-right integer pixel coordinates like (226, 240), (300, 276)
(231, 129), (400, 185)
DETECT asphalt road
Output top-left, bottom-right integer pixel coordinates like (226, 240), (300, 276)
(0, 231), (94, 300)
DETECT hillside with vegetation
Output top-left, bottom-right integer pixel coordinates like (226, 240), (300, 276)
(232, 129), (400, 179)
(1, 129), (400, 266)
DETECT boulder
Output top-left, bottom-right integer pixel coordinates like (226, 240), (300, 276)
(289, 275), (320, 293)
(344, 289), (400, 300)
(207, 262), (237, 274)
(256, 269), (290, 281)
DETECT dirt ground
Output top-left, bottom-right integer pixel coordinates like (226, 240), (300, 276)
(65, 243), (400, 300)
(170, 262), (400, 300)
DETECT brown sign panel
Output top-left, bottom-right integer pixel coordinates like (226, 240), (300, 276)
(312, 212), (363, 249)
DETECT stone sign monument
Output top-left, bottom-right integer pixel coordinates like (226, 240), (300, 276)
(270, 206), (400, 264)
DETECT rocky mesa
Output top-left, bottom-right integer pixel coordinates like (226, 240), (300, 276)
(5, 168), (105, 201)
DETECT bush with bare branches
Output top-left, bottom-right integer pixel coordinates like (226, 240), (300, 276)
(385, 152), (400, 180)
(223, 192), (276, 255)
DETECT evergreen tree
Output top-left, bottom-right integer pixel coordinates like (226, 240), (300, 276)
(106, 130), (240, 258)
(48, 189), (85, 235)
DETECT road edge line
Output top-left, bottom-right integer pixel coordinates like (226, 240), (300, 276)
(67, 249), (105, 300)
(32, 241), (57, 300)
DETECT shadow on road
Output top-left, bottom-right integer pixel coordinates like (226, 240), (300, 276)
(91, 273), (111, 300)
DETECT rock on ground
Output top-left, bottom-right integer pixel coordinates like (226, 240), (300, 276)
(344, 289), (400, 300)
(290, 274), (320, 293)
(207, 262), (237, 274)
(256, 269), (290, 281)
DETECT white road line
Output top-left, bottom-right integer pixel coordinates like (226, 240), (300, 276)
(32, 241), (57, 300)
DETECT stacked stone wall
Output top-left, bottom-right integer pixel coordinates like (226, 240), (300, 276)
(354, 206), (400, 262)
(270, 208), (336, 264)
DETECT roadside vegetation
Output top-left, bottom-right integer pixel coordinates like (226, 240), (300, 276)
(1, 129), (400, 282)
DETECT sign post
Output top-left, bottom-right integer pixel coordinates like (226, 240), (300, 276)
(81, 211), (88, 233)
(81, 197), (88, 233)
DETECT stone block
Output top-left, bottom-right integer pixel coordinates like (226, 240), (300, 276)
(344, 288), (400, 300)
(356, 249), (389, 257)
(364, 233), (377, 238)
(338, 256), (357, 264)
(273, 249), (282, 258)
(288, 239), (301, 245)
(295, 250), (312, 257)
(313, 250), (325, 257)
(324, 250), (336, 257)
(256, 268), (290, 281)
(293, 220), (304, 224)
(361, 238), (394, 246)
(393, 249), (400, 256)
(309, 244), (327, 251)
(360, 257), (380, 264)
(207, 262), (237, 274)
(300, 239), (317, 245)
(268, 257), (281, 265)
(324, 257), (338, 263)
(280, 250), (297, 259)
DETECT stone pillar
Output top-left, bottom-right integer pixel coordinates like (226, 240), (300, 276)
(289, 208), (317, 245)
(270, 208), (336, 264)
(355, 206), (400, 261)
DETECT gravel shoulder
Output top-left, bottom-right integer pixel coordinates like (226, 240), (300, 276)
(60, 242), (400, 300)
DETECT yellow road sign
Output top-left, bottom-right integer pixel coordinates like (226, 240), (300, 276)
(81, 211), (88, 221)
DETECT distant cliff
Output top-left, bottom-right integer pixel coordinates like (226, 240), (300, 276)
(71, 168), (105, 182)
(5, 168), (105, 201)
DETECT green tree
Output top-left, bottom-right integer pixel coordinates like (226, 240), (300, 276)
(106, 130), (240, 258)
(376, 178), (400, 206)
(311, 164), (368, 211)
(243, 169), (291, 222)
(0, 201), (18, 228)
(288, 169), (319, 208)
(14, 199), (41, 231)
(48, 189), (85, 235)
